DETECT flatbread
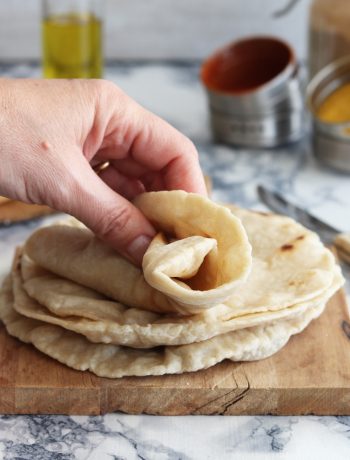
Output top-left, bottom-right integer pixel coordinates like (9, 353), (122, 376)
(24, 194), (337, 317)
(13, 254), (343, 348)
(0, 191), (343, 378)
(25, 225), (180, 314)
(135, 191), (252, 305)
(0, 275), (329, 378)
(224, 206), (337, 312)
(24, 192), (252, 314)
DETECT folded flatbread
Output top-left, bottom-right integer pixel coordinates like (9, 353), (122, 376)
(24, 193), (337, 317)
(25, 192), (253, 314)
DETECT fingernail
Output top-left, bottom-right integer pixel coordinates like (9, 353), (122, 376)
(126, 235), (153, 265)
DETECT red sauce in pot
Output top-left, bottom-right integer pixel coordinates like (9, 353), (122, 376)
(201, 36), (295, 95)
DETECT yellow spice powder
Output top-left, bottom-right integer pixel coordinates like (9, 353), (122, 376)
(317, 82), (350, 123)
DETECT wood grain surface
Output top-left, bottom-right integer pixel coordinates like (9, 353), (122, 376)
(0, 287), (349, 415)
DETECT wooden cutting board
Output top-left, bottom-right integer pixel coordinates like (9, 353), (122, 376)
(0, 287), (349, 415)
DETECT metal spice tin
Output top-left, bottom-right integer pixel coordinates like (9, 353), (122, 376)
(200, 36), (305, 148)
(307, 56), (350, 172)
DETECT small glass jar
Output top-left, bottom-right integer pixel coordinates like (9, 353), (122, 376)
(42, 0), (103, 78)
(309, 0), (350, 80)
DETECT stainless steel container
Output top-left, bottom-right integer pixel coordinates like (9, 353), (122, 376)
(307, 56), (350, 172)
(201, 36), (305, 148)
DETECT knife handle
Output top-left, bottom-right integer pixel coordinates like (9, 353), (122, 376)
(335, 233), (350, 265)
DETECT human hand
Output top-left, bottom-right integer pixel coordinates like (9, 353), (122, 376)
(0, 79), (207, 264)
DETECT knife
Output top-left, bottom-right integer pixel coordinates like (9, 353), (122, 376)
(257, 185), (350, 264)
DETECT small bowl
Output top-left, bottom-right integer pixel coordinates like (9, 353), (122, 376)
(200, 36), (305, 148)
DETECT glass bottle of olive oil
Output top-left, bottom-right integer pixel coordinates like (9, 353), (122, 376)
(42, 0), (103, 78)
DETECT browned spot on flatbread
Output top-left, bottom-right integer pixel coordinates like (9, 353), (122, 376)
(281, 235), (305, 252)
(281, 244), (294, 251)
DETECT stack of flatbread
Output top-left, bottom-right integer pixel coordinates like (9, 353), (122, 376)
(0, 191), (344, 378)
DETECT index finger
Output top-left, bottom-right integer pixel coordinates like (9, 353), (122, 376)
(99, 89), (208, 196)
(131, 109), (207, 195)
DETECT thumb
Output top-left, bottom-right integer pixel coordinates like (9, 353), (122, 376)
(62, 160), (156, 266)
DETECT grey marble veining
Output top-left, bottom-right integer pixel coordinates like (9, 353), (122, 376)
(0, 62), (350, 460)
(2, 415), (350, 459)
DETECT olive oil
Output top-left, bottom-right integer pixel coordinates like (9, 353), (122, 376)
(42, 13), (102, 78)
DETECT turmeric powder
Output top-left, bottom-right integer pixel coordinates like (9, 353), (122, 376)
(317, 82), (350, 123)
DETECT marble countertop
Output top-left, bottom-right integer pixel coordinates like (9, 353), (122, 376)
(0, 62), (350, 460)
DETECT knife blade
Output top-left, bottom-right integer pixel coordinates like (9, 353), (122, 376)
(257, 184), (350, 264)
